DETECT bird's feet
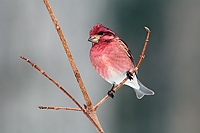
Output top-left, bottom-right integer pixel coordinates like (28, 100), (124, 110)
(126, 71), (133, 80)
(107, 84), (115, 99)
(107, 89), (115, 99)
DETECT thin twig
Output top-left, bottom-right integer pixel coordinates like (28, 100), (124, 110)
(94, 27), (151, 110)
(135, 27), (151, 70)
(38, 106), (82, 111)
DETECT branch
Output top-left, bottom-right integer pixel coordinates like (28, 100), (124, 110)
(94, 27), (151, 110)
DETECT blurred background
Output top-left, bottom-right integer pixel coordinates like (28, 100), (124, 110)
(0, 0), (200, 133)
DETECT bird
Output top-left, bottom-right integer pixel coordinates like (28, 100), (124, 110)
(88, 24), (154, 99)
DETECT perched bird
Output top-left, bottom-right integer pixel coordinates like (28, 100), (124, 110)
(88, 24), (154, 99)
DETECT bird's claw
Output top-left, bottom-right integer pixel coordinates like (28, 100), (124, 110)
(107, 89), (115, 99)
(126, 71), (133, 80)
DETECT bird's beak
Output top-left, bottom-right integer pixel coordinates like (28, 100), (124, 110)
(88, 35), (101, 43)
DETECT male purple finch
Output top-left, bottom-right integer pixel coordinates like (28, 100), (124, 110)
(88, 24), (154, 99)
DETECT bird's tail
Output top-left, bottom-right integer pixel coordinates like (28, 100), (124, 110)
(134, 80), (155, 99)
(124, 76), (155, 99)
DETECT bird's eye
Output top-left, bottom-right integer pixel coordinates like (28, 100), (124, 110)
(98, 31), (104, 35)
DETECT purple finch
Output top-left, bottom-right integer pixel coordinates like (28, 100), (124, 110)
(88, 24), (154, 99)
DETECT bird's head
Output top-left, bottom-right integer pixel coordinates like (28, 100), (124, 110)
(88, 24), (117, 44)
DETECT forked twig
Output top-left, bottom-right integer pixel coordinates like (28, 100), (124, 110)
(20, 0), (151, 132)
(94, 27), (151, 110)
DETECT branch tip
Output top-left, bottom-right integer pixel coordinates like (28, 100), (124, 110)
(19, 55), (23, 59)
(144, 26), (151, 32)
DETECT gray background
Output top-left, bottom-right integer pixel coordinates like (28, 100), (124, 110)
(1, 0), (200, 133)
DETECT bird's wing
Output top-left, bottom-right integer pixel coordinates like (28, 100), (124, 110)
(117, 39), (136, 67)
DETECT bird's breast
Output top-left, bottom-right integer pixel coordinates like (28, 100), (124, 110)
(90, 41), (134, 84)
